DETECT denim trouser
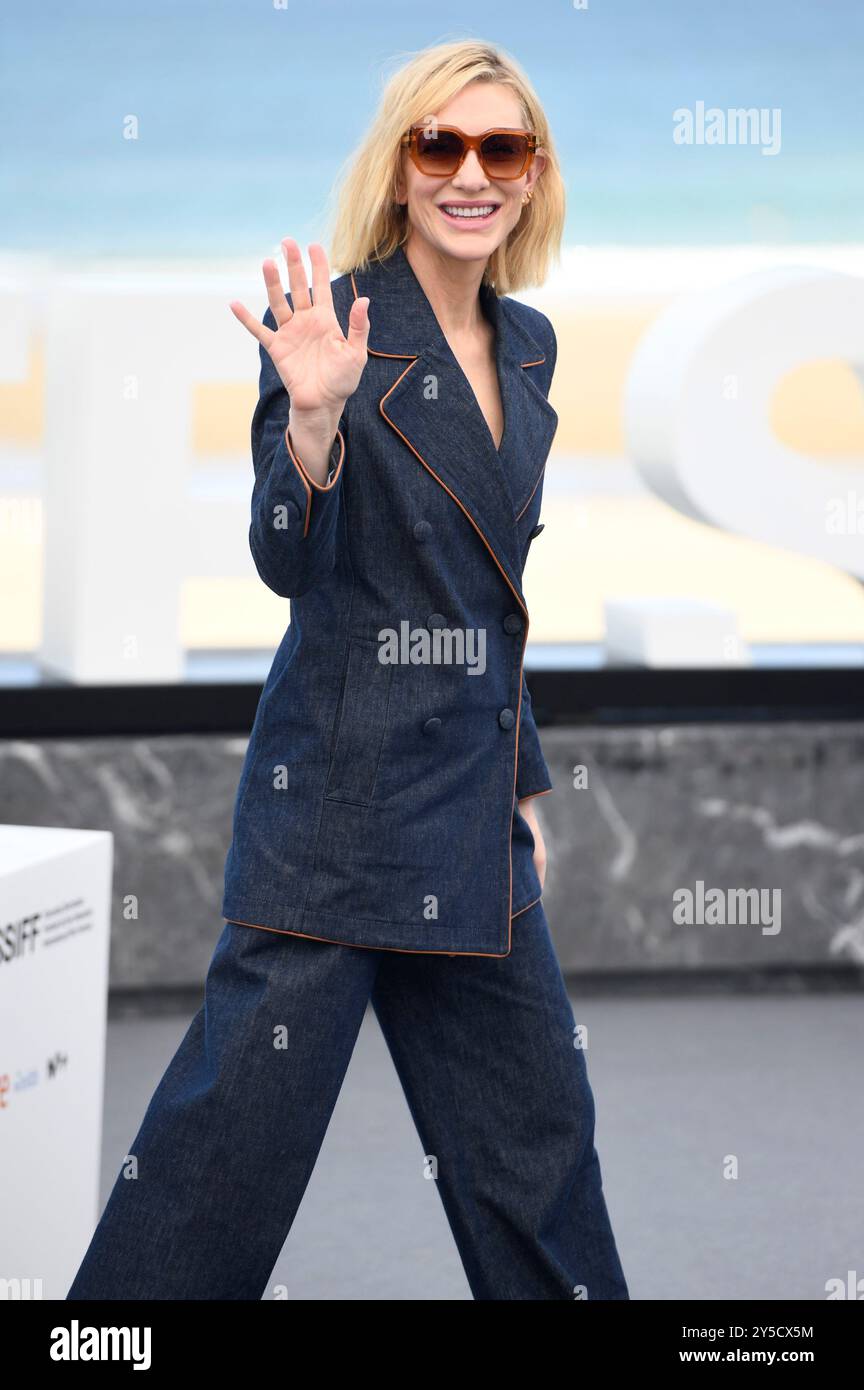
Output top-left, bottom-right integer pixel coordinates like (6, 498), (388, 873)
(66, 904), (629, 1300)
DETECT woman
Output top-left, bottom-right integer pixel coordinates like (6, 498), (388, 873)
(67, 39), (629, 1301)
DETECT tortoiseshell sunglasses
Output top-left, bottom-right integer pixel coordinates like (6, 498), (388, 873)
(401, 125), (537, 180)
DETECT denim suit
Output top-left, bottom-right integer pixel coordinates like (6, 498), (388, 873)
(66, 247), (630, 1302)
(221, 244), (559, 955)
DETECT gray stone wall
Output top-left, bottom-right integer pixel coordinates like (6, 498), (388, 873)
(537, 724), (864, 975)
(2, 722), (863, 988)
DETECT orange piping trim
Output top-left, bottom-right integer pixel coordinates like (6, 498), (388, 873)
(231, 272), (547, 961)
(367, 346), (418, 359)
(511, 894), (542, 920)
(226, 916), (515, 958)
(513, 352), (554, 520)
(350, 271), (417, 359)
(349, 272), (546, 369)
(378, 360), (529, 959)
(513, 352), (548, 514)
(283, 426), (346, 538)
(341, 268), (545, 957)
(517, 787), (553, 803)
(515, 464), (546, 522)
(379, 363), (528, 620)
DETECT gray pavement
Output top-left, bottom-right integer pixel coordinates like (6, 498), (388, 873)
(91, 991), (864, 1300)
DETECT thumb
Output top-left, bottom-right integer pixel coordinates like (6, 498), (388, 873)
(346, 296), (370, 355)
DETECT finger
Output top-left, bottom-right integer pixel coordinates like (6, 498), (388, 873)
(281, 237), (311, 311)
(229, 301), (275, 351)
(346, 296), (370, 355)
(308, 243), (333, 311)
(262, 259), (292, 327)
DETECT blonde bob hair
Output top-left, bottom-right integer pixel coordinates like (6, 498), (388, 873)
(328, 39), (565, 295)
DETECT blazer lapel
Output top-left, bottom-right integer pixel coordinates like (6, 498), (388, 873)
(483, 285), (560, 522)
(350, 246), (558, 615)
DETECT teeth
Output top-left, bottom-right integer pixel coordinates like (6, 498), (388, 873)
(442, 205), (497, 218)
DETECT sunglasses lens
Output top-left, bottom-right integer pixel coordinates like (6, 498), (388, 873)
(414, 128), (464, 174)
(480, 132), (530, 177)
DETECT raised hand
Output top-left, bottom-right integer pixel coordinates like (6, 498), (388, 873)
(230, 240), (369, 481)
(230, 240), (369, 409)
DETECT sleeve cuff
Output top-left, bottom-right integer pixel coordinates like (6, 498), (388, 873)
(283, 426), (346, 537)
(515, 744), (554, 799)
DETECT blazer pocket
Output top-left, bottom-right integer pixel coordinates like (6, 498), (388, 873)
(325, 637), (393, 806)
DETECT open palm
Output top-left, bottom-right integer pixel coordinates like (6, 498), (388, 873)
(230, 239), (370, 413)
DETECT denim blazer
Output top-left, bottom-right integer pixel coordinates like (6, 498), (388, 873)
(221, 243), (559, 956)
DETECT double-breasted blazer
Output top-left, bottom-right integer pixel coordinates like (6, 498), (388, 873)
(221, 243), (559, 956)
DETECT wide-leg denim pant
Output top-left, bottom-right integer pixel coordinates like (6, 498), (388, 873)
(66, 902), (629, 1301)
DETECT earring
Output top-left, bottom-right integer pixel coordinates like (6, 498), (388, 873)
(522, 189), (534, 205)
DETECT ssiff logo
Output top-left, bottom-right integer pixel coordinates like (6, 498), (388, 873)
(0, 913), (40, 964)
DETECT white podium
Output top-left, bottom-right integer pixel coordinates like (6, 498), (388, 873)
(604, 597), (750, 667)
(0, 826), (113, 1300)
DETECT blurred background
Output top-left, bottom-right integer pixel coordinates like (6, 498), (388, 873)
(1, 0), (863, 1302)
(2, 0), (864, 655)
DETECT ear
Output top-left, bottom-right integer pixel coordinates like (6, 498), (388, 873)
(524, 150), (547, 196)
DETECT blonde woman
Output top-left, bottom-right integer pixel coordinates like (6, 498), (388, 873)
(67, 39), (629, 1302)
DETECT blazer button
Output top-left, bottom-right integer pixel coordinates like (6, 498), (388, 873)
(498, 708), (516, 731)
(427, 613), (447, 630)
(423, 717), (442, 736)
(528, 522), (545, 540)
(413, 520), (432, 543)
(284, 499), (302, 521)
(503, 613), (523, 635)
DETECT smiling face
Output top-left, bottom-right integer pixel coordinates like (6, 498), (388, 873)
(395, 79), (546, 269)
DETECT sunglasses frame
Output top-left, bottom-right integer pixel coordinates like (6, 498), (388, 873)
(400, 124), (538, 181)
